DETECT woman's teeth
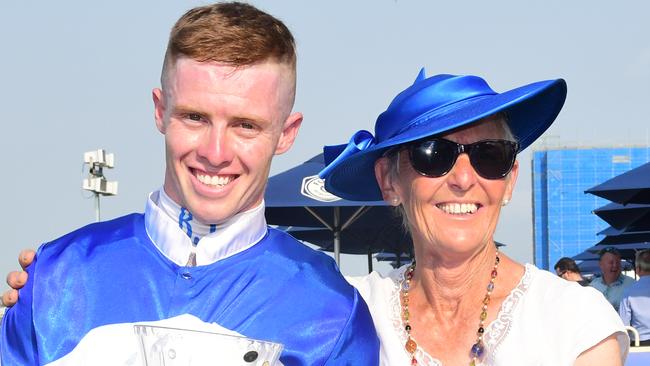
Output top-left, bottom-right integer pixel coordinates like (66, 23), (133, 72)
(437, 203), (478, 214)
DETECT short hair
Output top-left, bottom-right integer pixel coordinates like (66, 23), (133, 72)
(635, 249), (650, 272)
(554, 257), (581, 274)
(161, 2), (296, 86)
(598, 246), (622, 260)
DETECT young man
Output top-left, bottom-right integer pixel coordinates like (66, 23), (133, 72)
(0, 3), (378, 365)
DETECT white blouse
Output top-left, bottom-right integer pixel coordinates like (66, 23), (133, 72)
(348, 264), (629, 366)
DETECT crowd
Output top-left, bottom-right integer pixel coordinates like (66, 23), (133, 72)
(555, 248), (650, 347)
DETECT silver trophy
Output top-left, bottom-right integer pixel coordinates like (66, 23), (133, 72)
(135, 324), (284, 365)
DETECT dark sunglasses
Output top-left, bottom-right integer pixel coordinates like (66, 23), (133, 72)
(406, 138), (519, 179)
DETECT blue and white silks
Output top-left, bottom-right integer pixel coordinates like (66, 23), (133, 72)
(1, 191), (379, 365)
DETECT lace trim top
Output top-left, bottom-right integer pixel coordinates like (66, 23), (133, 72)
(389, 263), (534, 366)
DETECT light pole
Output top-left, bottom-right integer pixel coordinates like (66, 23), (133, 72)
(82, 149), (118, 222)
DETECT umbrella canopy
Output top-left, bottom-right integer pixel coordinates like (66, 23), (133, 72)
(585, 162), (650, 205)
(596, 232), (650, 245)
(585, 242), (650, 261)
(265, 153), (411, 269)
(593, 203), (650, 230)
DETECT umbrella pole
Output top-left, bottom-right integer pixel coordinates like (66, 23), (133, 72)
(367, 248), (373, 273)
(334, 207), (341, 266)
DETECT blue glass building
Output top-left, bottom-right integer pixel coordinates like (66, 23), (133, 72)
(532, 145), (650, 270)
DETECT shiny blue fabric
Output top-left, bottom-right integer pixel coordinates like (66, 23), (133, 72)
(1, 214), (379, 365)
(319, 69), (567, 201)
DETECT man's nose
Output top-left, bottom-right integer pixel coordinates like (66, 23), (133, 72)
(196, 126), (234, 166)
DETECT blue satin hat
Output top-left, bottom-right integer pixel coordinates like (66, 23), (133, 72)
(319, 68), (567, 201)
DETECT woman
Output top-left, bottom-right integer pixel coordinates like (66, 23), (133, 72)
(320, 70), (628, 365)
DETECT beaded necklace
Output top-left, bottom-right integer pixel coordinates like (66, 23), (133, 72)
(401, 251), (500, 366)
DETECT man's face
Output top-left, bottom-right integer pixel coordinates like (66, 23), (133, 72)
(153, 58), (302, 223)
(599, 252), (622, 279)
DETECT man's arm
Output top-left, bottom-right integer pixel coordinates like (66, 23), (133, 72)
(1, 250), (34, 307)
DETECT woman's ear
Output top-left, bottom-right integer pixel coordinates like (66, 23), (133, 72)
(375, 156), (399, 205)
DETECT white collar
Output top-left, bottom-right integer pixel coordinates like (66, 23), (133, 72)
(144, 190), (268, 266)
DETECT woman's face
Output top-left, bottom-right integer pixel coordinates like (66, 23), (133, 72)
(375, 118), (519, 256)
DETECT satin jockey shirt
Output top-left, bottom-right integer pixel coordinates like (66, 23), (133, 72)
(0, 190), (379, 365)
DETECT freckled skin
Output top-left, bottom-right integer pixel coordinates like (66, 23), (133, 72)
(152, 58), (303, 224)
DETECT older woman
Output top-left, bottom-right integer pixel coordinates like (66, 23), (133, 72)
(320, 70), (628, 365)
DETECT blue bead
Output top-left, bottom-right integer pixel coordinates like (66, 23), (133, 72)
(487, 282), (494, 292)
(470, 342), (484, 358)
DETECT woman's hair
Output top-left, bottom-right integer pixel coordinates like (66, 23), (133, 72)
(384, 112), (516, 232)
(554, 257), (581, 274)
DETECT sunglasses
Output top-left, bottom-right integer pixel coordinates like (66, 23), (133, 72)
(406, 138), (519, 179)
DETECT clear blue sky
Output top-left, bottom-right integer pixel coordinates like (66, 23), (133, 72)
(1, 0), (649, 282)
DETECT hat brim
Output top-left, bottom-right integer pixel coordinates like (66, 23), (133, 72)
(324, 78), (567, 201)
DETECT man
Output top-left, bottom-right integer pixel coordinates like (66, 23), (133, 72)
(0, 3), (378, 365)
(619, 249), (650, 346)
(590, 247), (635, 311)
(554, 257), (590, 286)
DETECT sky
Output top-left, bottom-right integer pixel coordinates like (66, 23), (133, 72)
(1, 0), (649, 285)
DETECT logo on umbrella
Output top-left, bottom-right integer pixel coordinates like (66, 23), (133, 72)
(301, 175), (341, 202)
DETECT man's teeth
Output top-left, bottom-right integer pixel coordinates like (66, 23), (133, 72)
(438, 203), (478, 214)
(196, 173), (233, 187)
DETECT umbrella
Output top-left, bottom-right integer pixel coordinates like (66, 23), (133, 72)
(585, 162), (650, 205)
(585, 242), (650, 261)
(593, 203), (650, 230)
(265, 153), (412, 269)
(596, 232), (650, 245)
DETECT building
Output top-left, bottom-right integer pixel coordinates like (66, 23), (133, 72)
(533, 144), (650, 270)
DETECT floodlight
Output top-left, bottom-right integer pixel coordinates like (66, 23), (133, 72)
(82, 149), (118, 221)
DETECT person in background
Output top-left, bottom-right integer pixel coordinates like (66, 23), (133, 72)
(590, 246), (636, 311)
(555, 257), (590, 286)
(619, 249), (650, 346)
(320, 69), (628, 365)
(0, 3), (378, 365)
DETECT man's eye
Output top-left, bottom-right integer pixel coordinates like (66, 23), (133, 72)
(188, 113), (202, 121)
(240, 122), (255, 129)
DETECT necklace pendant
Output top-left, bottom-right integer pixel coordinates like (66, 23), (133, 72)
(470, 341), (485, 359)
(405, 337), (417, 354)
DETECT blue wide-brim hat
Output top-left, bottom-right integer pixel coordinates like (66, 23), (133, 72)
(319, 68), (567, 201)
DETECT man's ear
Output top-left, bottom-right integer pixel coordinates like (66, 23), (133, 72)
(375, 156), (399, 204)
(152, 88), (166, 134)
(275, 112), (303, 155)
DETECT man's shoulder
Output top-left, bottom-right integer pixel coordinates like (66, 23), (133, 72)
(38, 213), (144, 258)
(261, 227), (356, 296)
(589, 276), (606, 289)
(621, 275), (636, 286)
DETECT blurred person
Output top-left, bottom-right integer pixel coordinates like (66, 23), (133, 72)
(0, 3), (378, 365)
(590, 247), (635, 311)
(555, 257), (590, 286)
(619, 249), (650, 346)
(320, 70), (628, 365)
